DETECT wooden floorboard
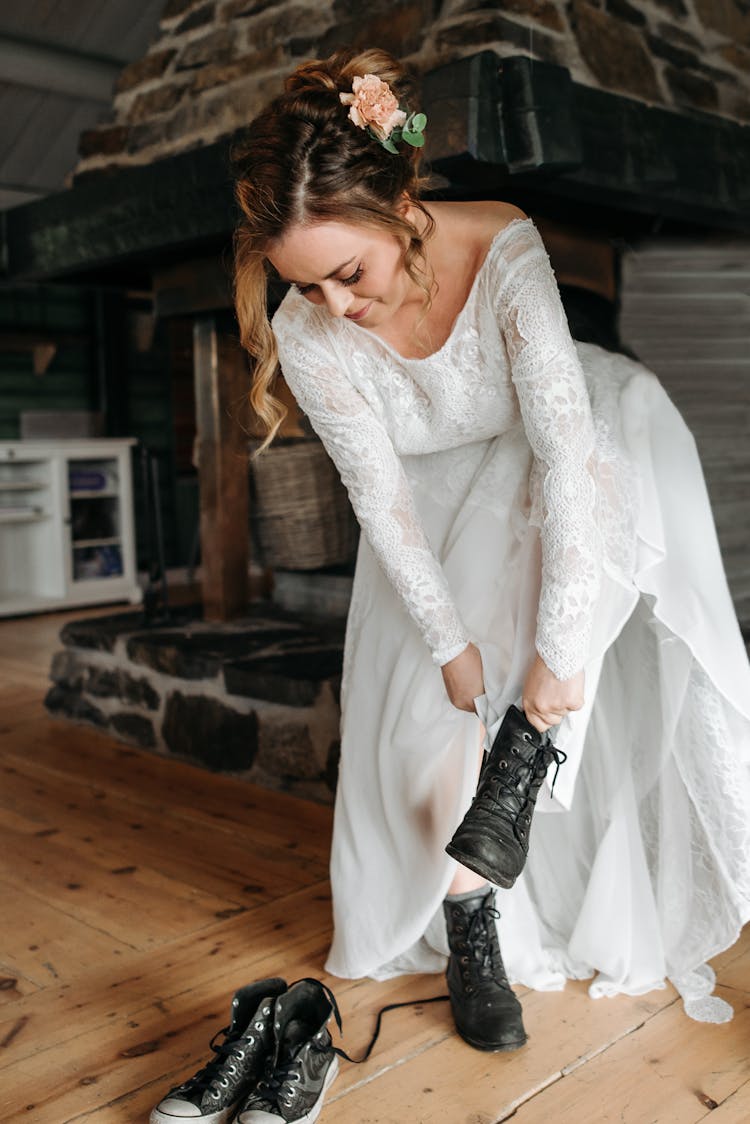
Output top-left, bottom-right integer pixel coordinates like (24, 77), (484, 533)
(0, 607), (747, 1122)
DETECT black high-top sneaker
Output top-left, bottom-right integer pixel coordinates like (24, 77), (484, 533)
(236, 978), (339, 1124)
(446, 704), (567, 888)
(149, 978), (287, 1124)
(443, 887), (526, 1052)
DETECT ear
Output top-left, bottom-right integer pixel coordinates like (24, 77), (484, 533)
(396, 191), (414, 218)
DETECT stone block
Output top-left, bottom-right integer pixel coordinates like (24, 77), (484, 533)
(84, 666), (160, 711)
(110, 712), (157, 747)
(450, 0), (565, 34)
(174, 1), (216, 35)
(721, 43), (750, 73)
(255, 716), (321, 779)
(664, 65), (719, 113)
(126, 627), (303, 679)
(571, 0), (661, 103)
(318, 0), (439, 59)
(223, 647), (344, 706)
(116, 50), (177, 94)
(175, 27), (235, 69)
(191, 46), (286, 91)
(693, 0), (750, 47)
(645, 31), (699, 71)
(163, 0), (205, 22)
(127, 84), (188, 124)
(221, 0), (281, 18)
(651, 0), (688, 16)
(605, 0), (646, 26)
(49, 649), (85, 689)
(656, 22), (702, 50)
(78, 125), (131, 160)
(59, 608), (200, 652)
(434, 13), (565, 66)
(44, 685), (108, 728)
(162, 691), (258, 769)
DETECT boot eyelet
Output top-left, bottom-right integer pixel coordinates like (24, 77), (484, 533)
(255, 1021), (264, 1030)
(499, 760), (508, 770)
(519, 829), (526, 837)
(461, 956), (469, 963)
(522, 732), (533, 742)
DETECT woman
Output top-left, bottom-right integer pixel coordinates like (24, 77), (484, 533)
(231, 46), (750, 1050)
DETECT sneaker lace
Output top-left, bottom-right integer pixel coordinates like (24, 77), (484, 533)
(253, 1055), (303, 1111)
(176, 1023), (249, 1098)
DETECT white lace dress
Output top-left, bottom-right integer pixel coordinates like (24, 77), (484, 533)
(271, 217), (750, 1023)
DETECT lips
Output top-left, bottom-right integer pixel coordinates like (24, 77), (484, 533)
(345, 302), (372, 321)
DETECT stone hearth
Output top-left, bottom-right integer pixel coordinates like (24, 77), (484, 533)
(45, 602), (345, 804)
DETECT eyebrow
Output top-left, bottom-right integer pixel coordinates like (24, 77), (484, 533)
(278, 255), (357, 286)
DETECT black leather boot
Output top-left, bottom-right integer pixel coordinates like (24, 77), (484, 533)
(446, 704), (567, 888)
(443, 887), (526, 1052)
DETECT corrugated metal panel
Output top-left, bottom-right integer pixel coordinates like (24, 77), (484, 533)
(619, 237), (750, 626)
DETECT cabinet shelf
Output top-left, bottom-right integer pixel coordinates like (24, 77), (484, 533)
(72, 536), (122, 548)
(0, 480), (48, 492)
(70, 489), (118, 499)
(0, 510), (46, 523)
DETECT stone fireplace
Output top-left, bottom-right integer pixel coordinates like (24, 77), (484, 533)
(5, 0), (749, 794)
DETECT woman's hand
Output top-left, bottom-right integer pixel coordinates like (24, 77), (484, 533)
(522, 651), (585, 733)
(441, 642), (485, 713)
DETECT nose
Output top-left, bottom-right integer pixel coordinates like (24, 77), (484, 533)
(320, 282), (353, 318)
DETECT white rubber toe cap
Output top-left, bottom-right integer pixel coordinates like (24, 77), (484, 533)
(150, 1098), (236, 1123)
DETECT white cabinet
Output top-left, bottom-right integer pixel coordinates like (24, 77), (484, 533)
(0, 439), (141, 616)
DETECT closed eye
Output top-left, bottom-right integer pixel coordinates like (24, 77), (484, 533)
(295, 265), (363, 295)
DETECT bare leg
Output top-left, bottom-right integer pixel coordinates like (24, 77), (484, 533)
(447, 720), (489, 894)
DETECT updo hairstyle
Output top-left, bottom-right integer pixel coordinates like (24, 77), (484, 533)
(231, 47), (434, 453)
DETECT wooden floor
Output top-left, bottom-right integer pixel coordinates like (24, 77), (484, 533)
(1, 609), (748, 1123)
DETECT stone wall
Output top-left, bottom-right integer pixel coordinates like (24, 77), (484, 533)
(75, 0), (750, 181)
(45, 605), (345, 804)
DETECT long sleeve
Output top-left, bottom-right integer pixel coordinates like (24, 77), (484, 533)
(493, 221), (602, 681)
(272, 321), (470, 666)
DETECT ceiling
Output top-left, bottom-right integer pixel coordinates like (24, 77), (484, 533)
(0, 0), (163, 212)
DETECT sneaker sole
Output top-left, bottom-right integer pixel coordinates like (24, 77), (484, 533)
(444, 843), (517, 889)
(235, 1056), (339, 1124)
(149, 1098), (240, 1124)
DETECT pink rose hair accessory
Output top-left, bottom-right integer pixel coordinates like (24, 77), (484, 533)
(339, 73), (427, 154)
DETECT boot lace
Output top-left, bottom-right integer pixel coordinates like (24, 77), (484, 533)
(478, 736), (567, 836)
(465, 900), (507, 986)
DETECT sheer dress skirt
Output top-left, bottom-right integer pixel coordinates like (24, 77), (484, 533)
(323, 343), (750, 1022)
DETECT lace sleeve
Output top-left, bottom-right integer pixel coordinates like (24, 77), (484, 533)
(494, 220), (602, 681)
(272, 322), (470, 666)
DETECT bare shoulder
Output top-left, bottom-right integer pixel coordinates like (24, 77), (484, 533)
(428, 200), (528, 260)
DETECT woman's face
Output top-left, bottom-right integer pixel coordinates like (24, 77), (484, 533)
(266, 218), (416, 329)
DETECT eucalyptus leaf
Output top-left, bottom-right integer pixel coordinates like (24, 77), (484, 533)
(411, 112), (427, 132)
(402, 130), (425, 148)
(380, 136), (400, 154)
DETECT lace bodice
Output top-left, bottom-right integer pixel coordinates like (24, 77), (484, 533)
(271, 217), (603, 680)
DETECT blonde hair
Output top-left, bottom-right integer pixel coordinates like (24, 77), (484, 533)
(231, 47), (434, 455)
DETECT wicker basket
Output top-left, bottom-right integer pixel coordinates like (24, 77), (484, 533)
(249, 437), (359, 570)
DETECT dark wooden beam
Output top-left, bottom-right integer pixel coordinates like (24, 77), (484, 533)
(193, 315), (249, 621)
(423, 54), (750, 232)
(3, 51), (750, 287)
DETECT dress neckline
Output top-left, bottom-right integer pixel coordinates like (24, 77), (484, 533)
(335, 216), (533, 364)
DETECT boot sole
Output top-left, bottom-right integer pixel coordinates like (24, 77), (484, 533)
(457, 1028), (528, 1053)
(444, 842), (518, 889)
